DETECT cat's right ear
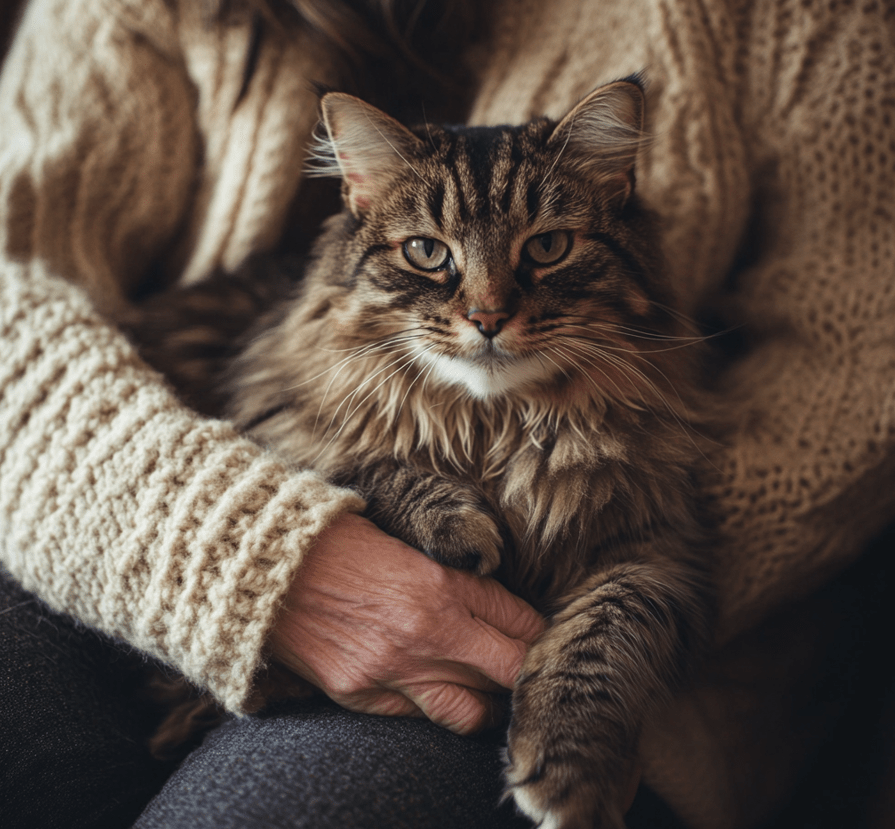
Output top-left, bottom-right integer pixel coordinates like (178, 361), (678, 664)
(309, 93), (423, 217)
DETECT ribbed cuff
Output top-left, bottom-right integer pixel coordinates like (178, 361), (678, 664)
(0, 263), (365, 712)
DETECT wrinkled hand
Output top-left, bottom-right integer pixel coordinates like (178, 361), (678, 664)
(269, 512), (544, 735)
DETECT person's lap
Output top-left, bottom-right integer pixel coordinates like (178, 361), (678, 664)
(1, 568), (684, 829)
(134, 698), (532, 829)
(0, 569), (532, 829)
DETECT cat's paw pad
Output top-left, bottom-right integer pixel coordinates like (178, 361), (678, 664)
(419, 498), (503, 575)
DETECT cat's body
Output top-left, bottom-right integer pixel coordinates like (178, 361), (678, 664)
(128, 81), (715, 829)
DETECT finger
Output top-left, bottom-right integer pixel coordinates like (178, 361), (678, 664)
(393, 659), (507, 695)
(401, 680), (503, 736)
(337, 688), (425, 720)
(440, 614), (531, 691)
(453, 573), (545, 644)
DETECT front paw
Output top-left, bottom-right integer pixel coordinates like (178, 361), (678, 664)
(359, 465), (504, 574)
(415, 492), (504, 575)
(504, 674), (634, 829)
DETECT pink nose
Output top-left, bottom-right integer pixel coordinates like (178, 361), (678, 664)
(467, 308), (511, 339)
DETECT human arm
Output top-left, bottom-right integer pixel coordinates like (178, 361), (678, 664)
(0, 0), (365, 713)
(702, 1), (895, 641)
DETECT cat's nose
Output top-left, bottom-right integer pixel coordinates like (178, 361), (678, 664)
(467, 308), (511, 339)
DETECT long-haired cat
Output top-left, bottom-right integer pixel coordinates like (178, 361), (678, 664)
(128, 79), (715, 829)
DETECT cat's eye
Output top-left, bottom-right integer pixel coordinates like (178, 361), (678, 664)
(403, 237), (452, 271)
(523, 231), (572, 265)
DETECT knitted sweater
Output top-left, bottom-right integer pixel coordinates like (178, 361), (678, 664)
(1, 0), (893, 827)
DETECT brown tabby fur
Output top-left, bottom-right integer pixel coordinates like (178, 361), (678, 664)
(126, 80), (715, 828)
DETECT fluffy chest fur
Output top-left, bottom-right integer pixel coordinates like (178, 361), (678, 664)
(231, 263), (701, 606)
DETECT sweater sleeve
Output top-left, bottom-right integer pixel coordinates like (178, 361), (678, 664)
(0, 266), (364, 712)
(0, 0), (365, 712)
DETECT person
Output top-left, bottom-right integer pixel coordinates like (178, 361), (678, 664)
(0, 0), (893, 827)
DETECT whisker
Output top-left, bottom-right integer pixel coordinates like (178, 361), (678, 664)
(314, 346), (417, 442)
(312, 352), (419, 462)
(557, 318), (709, 343)
(282, 333), (427, 393)
(549, 342), (635, 405)
(395, 342), (440, 420)
(313, 343), (412, 435)
(314, 326), (430, 353)
(563, 339), (718, 462)
(558, 331), (708, 356)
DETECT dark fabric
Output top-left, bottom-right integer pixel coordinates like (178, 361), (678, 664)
(0, 569), (173, 829)
(134, 697), (534, 829)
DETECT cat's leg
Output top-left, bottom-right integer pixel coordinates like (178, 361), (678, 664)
(347, 462), (505, 575)
(505, 557), (712, 829)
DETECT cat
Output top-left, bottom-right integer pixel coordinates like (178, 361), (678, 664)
(127, 78), (715, 829)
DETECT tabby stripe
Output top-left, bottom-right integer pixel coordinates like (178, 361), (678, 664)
(500, 140), (523, 215)
(449, 165), (471, 222)
(427, 180), (445, 228)
(586, 231), (650, 296)
(525, 181), (541, 222)
(349, 243), (394, 287)
(242, 403), (288, 432)
(557, 687), (615, 707)
(466, 142), (493, 218)
(567, 647), (610, 666)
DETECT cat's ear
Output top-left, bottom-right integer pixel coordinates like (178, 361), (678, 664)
(309, 92), (423, 217)
(548, 79), (646, 207)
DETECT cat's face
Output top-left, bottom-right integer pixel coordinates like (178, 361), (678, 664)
(313, 82), (673, 402)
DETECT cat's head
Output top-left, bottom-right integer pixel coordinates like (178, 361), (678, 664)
(309, 79), (678, 404)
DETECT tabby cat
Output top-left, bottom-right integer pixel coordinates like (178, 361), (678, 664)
(131, 79), (715, 829)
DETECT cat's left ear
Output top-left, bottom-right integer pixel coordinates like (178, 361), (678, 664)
(311, 92), (424, 217)
(548, 79), (646, 207)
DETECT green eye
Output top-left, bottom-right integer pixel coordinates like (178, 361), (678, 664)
(523, 231), (572, 265)
(403, 237), (452, 271)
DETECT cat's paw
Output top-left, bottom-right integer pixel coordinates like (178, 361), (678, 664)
(505, 737), (628, 829)
(504, 669), (634, 829)
(417, 496), (504, 575)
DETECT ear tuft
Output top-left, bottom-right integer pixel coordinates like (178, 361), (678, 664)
(548, 79), (647, 206)
(306, 92), (423, 216)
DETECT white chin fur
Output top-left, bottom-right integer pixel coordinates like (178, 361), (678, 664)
(413, 349), (559, 399)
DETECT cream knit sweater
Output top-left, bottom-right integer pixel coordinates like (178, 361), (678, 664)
(0, 0), (893, 827)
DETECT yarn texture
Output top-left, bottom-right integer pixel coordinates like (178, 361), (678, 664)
(0, 0), (893, 826)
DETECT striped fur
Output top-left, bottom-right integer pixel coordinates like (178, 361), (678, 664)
(133, 81), (716, 828)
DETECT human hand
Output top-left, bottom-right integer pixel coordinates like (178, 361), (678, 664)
(269, 512), (544, 735)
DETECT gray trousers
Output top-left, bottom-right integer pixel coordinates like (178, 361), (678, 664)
(6, 570), (677, 829)
(133, 698), (530, 829)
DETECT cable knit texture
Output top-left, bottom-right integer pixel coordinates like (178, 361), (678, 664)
(0, 262), (365, 712)
(0, 0), (893, 826)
